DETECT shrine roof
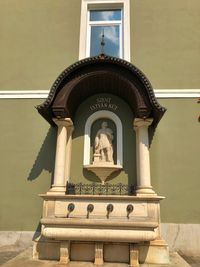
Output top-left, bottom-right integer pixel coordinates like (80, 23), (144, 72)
(36, 54), (166, 128)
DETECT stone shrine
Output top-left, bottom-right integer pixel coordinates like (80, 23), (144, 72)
(33, 55), (169, 266)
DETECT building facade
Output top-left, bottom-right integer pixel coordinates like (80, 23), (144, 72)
(0, 0), (200, 258)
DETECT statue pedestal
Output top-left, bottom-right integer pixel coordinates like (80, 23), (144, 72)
(84, 164), (122, 184)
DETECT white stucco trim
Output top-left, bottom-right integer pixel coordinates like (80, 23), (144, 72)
(79, 0), (130, 61)
(83, 110), (123, 166)
(155, 89), (200, 98)
(1, 89), (200, 99)
(0, 90), (48, 99)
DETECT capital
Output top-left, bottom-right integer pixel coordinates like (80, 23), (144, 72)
(133, 118), (153, 130)
(53, 118), (73, 128)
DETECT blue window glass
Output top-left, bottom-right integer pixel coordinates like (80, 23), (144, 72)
(90, 25), (120, 57)
(88, 9), (122, 58)
(90, 10), (121, 21)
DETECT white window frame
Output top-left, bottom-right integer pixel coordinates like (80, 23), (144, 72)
(79, 0), (130, 61)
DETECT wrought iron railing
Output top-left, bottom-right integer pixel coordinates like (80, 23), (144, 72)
(66, 183), (135, 196)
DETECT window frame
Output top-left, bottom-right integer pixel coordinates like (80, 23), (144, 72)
(79, 0), (130, 61)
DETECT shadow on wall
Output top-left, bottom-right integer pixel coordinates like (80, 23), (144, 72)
(27, 127), (57, 183)
(32, 223), (42, 240)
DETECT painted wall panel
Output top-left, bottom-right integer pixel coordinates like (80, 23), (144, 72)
(0, 0), (81, 90)
(150, 98), (200, 223)
(0, 99), (54, 230)
(131, 0), (200, 89)
(0, 1), (200, 90)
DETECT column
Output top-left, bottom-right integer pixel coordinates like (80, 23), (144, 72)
(64, 125), (74, 185)
(134, 118), (155, 195)
(48, 118), (73, 195)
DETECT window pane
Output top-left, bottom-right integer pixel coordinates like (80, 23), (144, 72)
(90, 25), (120, 57)
(90, 10), (121, 21)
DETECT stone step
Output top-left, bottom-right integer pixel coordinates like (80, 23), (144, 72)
(0, 247), (192, 267)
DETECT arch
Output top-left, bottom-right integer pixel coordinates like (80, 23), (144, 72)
(37, 54), (166, 128)
(84, 110), (123, 166)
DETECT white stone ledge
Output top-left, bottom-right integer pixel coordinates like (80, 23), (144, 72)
(41, 217), (158, 228)
(0, 89), (200, 99)
(42, 227), (157, 242)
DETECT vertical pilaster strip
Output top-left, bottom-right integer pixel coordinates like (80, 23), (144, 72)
(94, 242), (104, 265)
(65, 125), (74, 185)
(130, 244), (139, 267)
(134, 118), (155, 195)
(60, 241), (70, 264)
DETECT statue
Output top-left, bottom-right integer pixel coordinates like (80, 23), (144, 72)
(93, 121), (114, 164)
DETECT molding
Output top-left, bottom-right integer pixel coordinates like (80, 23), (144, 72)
(0, 89), (200, 99)
(155, 89), (200, 98)
(0, 90), (48, 99)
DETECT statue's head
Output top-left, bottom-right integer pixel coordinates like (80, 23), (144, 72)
(101, 121), (108, 129)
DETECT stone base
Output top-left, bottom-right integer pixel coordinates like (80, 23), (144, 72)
(33, 237), (60, 260)
(33, 237), (169, 265)
(136, 186), (156, 195)
(0, 247), (190, 267)
(47, 186), (66, 195)
(135, 239), (170, 265)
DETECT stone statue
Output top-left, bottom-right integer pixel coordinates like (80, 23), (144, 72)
(94, 121), (114, 164)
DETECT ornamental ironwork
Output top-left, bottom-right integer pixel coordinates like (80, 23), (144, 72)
(66, 182), (135, 196)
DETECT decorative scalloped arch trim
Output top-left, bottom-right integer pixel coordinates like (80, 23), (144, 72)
(37, 55), (164, 114)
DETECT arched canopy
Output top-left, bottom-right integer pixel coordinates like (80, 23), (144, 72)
(37, 54), (166, 128)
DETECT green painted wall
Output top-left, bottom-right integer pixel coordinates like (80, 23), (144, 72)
(131, 0), (200, 89)
(0, 0), (81, 90)
(150, 98), (200, 223)
(0, 99), (54, 230)
(1, 1), (200, 90)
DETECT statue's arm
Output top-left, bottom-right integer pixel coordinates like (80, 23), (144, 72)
(107, 129), (114, 140)
(94, 136), (99, 149)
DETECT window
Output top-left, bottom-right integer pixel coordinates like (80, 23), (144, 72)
(79, 0), (130, 61)
(88, 9), (122, 58)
